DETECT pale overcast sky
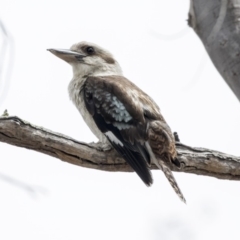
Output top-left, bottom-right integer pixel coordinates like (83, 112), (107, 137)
(1, 1), (240, 240)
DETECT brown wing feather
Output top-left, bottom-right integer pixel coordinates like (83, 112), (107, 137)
(84, 76), (153, 185)
(85, 75), (185, 202)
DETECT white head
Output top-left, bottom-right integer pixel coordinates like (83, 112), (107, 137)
(48, 41), (122, 78)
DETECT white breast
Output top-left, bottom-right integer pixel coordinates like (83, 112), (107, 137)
(68, 77), (108, 143)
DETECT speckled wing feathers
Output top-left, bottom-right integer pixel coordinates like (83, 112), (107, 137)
(84, 76), (152, 185)
(83, 75), (185, 202)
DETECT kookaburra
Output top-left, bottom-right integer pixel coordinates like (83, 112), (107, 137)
(48, 41), (186, 203)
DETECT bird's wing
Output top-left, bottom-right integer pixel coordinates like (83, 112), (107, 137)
(83, 75), (154, 186)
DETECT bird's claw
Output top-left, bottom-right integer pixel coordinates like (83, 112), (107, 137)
(173, 132), (180, 142)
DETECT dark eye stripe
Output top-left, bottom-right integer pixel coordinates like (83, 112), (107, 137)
(86, 47), (94, 54)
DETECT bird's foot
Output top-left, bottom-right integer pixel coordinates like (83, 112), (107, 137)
(172, 157), (181, 168)
(89, 141), (112, 152)
(173, 132), (180, 142)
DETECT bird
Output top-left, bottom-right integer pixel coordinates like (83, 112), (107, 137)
(48, 41), (186, 203)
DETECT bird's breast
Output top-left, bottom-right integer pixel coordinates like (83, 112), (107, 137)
(68, 78), (108, 143)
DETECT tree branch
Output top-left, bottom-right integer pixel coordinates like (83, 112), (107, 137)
(0, 116), (240, 180)
(189, 0), (240, 101)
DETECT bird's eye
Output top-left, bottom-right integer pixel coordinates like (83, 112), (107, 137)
(86, 47), (94, 54)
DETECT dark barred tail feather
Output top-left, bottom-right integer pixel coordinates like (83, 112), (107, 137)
(150, 153), (186, 203)
(159, 159), (186, 203)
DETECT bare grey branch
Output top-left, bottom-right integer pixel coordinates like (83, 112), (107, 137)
(189, 0), (240, 102)
(0, 116), (239, 180)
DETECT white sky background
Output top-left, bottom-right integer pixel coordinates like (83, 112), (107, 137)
(1, 0), (240, 239)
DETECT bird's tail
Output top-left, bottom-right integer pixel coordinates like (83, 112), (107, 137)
(152, 157), (186, 203)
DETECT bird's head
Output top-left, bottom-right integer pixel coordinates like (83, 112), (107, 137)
(48, 41), (122, 78)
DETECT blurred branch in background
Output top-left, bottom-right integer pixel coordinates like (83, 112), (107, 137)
(189, 0), (240, 101)
(148, 26), (190, 42)
(1, 115), (240, 181)
(147, 6), (207, 91)
(0, 18), (14, 106)
(0, 171), (48, 198)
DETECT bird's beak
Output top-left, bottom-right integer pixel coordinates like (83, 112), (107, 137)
(47, 48), (86, 63)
